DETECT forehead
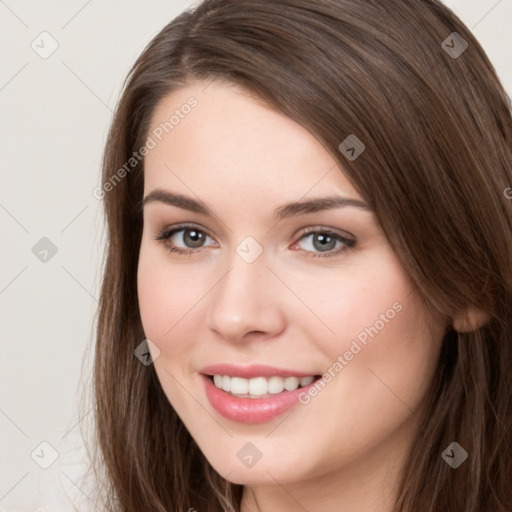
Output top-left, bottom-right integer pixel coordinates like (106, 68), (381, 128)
(143, 81), (362, 205)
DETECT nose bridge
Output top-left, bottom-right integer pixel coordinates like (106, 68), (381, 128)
(206, 241), (284, 340)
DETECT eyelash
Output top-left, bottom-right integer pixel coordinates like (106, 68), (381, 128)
(154, 223), (356, 259)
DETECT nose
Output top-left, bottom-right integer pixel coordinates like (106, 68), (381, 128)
(206, 251), (286, 343)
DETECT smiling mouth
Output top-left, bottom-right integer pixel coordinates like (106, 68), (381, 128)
(207, 374), (322, 399)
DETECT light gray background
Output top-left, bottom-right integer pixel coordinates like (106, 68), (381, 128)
(1, 1), (511, 510)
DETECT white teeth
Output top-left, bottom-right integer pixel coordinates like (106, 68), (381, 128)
(300, 376), (314, 387)
(268, 376), (284, 394)
(211, 374), (316, 398)
(283, 376), (300, 391)
(222, 375), (231, 392)
(248, 377), (267, 395)
(230, 377), (248, 395)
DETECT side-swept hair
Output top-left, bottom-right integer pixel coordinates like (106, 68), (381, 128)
(92, 1), (512, 510)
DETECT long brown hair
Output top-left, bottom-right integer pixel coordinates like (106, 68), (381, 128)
(91, 0), (512, 510)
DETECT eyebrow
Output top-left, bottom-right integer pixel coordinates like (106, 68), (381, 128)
(142, 188), (372, 221)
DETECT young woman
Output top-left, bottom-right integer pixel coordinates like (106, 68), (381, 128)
(92, 0), (512, 510)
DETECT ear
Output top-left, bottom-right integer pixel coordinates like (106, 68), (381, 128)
(452, 306), (491, 333)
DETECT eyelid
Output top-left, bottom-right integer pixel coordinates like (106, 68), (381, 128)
(290, 225), (355, 258)
(154, 222), (217, 249)
(293, 224), (354, 241)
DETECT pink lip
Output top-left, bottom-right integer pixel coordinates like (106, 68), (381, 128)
(201, 373), (321, 424)
(200, 363), (317, 379)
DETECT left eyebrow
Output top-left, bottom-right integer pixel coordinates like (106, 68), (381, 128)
(274, 196), (372, 221)
(142, 189), (210, 215)
(141, 188), (372, 220)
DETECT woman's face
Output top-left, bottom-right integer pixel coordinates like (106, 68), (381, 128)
(137, 80), (446, 495)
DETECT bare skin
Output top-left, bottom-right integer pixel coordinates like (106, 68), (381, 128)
(137, 80), (454, 511)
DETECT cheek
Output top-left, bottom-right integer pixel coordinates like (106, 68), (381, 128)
(287, 248), (415, 351)
(137, 242), (226, 381)
(137, 244), (197, 347)
(137, 256), (166, 340)
(320, 287), (442, 435)
(294, 246), (443, 396)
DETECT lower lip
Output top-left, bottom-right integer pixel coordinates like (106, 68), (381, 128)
(201, 374), (320, 424)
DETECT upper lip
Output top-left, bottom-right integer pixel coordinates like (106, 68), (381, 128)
(200, 363), (319, 379)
